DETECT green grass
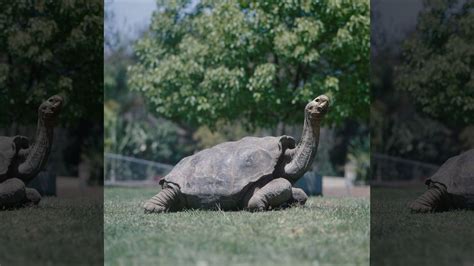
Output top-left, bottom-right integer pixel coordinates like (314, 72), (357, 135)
(105, 187), (369, 266)
(0, 197), (104, 266)
(371, 187), (474, 265)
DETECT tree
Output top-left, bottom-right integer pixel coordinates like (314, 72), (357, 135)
(0, 0), (103, 125)
(396, 0), (474, 126)
(104, 1), (195, 164)
(129, 0), (369, 128)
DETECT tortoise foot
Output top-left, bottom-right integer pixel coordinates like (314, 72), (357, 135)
(247, 196), (266, 212)
(291, 187), (308, 206)
(408, 200), (434, 213)
(246, 178), (292, 212)
(25, 188), (41, 206)
(143, 201), (167, 214)
(0, 178), (27, 209)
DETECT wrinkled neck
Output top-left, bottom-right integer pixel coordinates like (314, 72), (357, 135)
(17, 117), (54, 181)
(284, 113), (321, 181)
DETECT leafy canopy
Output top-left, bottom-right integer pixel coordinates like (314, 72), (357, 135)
(396, 0), (474, 126)
(129, 0), (369, 128)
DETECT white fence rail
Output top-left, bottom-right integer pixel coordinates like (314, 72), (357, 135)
(104, 153), (173, 186)
(371, 153), (439, 183)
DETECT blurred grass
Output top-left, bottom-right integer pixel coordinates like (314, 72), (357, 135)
(105, 187), (369, 266)
(0, 197), (103, 265)
(371, 187), (474, 265)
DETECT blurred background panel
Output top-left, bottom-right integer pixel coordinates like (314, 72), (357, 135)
(0, 0), (104, 265)
(371, 0), (474, 264)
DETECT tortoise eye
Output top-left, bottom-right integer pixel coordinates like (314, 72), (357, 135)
(315, 98), (319, 102)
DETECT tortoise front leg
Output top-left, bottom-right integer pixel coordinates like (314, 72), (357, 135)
(246, 178), (292, 211)
(24, 188), (41, 206)
(0, 178), (27, 209)
(272, 187), (308, 210)
(144, 182), (184, 213)
(289, 187), (308, 206)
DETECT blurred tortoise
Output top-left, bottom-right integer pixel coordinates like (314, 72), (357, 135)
(0, 95), (63, 209)
(409, 149), (474, 213)
(144, 95), (329, 213)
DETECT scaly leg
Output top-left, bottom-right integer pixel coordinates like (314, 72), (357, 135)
(408, 181), (449, 213)
(0, 178), (27, 209)
(144, 182), (184, 213)
(246, 178), (292, 211)
(24, 188), (41, 206)
(290, 187), (308, 206)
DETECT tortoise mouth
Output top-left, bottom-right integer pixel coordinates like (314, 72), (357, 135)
(312, 103), (328, 115)
(40, 108), (61, 120)
(306, 95), (329, 119)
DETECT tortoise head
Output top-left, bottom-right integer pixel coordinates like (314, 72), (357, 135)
(38, 95), (63, 123)
(305, 95), (330, 121)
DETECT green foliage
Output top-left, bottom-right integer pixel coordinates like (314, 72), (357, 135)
(0, 0), (103, 125)
(396, 0), (474, 126)
(105, 101), (193, 164)
(103, 19), (194, 164)
(129, 0), (369, 128)
(193, 120), (250, 149)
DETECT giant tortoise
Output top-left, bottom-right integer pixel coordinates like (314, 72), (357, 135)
(409, 149), (474, 212)
(0, 95), (63, 209)
(144, 95), (329, 213)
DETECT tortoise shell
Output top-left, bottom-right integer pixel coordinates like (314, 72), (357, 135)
(162, 136), (295, 206)
(0, 136), (29, 181)
(428, 149), (474, 198)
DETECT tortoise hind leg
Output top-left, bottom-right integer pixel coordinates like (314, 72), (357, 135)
(0, 178), (27, 209)
(246, 178), (292, 211)
(408, 181), (449, 213)
(144, 183), (183, 213)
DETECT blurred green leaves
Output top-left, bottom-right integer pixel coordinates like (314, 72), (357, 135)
(396, 0), (474, 126)
(129, 0), (369, 129)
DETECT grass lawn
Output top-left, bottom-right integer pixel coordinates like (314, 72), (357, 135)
(0, 197), (104, 266)
(105, 187), (369, 266)
(371, 187), (474, 265)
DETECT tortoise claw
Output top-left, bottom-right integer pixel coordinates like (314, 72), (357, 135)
(143, 202), (166, 214)
(408, 201), (433, 213)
